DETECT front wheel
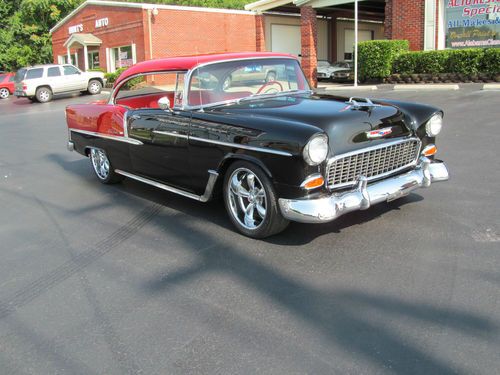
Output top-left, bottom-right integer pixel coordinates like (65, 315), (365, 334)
(89, 148), (124, 184)
(223, 161), (289, 238)
(0, 88), (10, 99)
(87, 79), (102, 95)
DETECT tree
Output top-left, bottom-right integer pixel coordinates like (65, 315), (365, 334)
(0, 0), (251, 71)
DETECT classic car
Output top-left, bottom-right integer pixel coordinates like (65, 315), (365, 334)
(332, 64), (355, 82)
(0, 72), (15, 99)
(317, 61), (351, 80)
(65, 52), (449, 238)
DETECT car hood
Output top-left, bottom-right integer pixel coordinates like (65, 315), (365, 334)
(211, 93), (414, 155)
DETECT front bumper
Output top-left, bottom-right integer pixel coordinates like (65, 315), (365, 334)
(279, 157), (449, 224)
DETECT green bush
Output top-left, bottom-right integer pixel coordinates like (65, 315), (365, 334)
(479, 48), (500, 74)
(104, 67), (127, 84)
(393, 48), (498, 76)
(358, 40), (409, 80)
(88, 67), (105, 73)
(445, 49), (484, 75)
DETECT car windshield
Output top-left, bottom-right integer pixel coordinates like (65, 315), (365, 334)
(333, 62), (350, 68)
(14, 69), (27, 82)
(188, 58), (310, 107)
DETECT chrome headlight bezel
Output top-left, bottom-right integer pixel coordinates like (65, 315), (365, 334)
(303, 133), (329, 166)
(425, 113), (443, 137)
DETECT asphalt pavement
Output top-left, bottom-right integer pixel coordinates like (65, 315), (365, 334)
(0, 87), (499, 374)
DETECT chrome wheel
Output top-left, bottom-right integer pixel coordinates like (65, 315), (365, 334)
(227, 168), (267, 230)
(90, 148), (110, 180)
(88, 80), (101, 94)
(0, 88), (9, 99)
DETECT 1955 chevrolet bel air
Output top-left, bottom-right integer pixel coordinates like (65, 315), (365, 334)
(65, 52), (449, 238)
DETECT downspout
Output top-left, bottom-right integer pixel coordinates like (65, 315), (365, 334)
(148, 9), (153, 60)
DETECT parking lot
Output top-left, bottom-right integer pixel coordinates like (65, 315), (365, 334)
(0, 87), (499, 374)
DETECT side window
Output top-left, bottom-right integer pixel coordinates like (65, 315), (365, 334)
(0, 74), (5, 82)
(25, 68), (44, 80)
(9, 75), (16, 82)
(115, 72), (186, 110)
(63, 65), (79, 75)
(48, 67), (61, 77)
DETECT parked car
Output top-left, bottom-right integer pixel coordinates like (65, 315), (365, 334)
(332, 63), (355, 82)
(14, 64), (106, 103)
(65, 52), (449, 238)
(317, 61), (352, 80)
(0, 72), (15, 99)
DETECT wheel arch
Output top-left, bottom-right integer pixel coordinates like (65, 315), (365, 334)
(89, 77), (104, 86)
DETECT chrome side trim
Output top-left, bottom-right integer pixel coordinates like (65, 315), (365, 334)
(152, 130), (189, 139)
(69, 128), (143, 145)
(326, 138), (421, 189)
(114, 169), (219, 202)
(190, 136), (293, 157)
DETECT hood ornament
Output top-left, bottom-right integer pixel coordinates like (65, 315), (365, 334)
(366, 127), (393, 139)
(345, 97), (381, 111)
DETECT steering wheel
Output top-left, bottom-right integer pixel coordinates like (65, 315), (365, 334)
(256, 81), (283, 94)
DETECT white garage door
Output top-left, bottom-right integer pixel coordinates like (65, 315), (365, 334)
(344, 29), (373, 59)
(271, 24), (301, 57)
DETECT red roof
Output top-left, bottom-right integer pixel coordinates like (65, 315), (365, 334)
(114, 52), (297, 87)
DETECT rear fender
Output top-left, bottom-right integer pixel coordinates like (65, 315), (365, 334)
(65, 104), (126, 136)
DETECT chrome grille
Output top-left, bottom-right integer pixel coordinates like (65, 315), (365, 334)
(327, 139), (421, 188)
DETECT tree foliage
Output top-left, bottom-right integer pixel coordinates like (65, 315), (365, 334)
(0, 0), (250, 71)
(0, 0), (82, 71)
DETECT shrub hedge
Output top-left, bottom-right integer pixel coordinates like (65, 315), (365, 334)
(393, 48), (500, 76)
(358, 40), (409, 80)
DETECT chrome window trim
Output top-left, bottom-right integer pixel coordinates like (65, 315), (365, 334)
(69, 128), (143, 145)
(189, 136), (292, 157)
(326, 137), (422, 190)
(108, 70), (188, 107)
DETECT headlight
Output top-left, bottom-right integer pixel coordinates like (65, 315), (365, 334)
(303, 134), (329, 166)
(425, 113), (443, 137)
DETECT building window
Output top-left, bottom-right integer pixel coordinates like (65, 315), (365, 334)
(111, 45), (133, 70)
(60, 54), (77, 66)
(88, 51), (100, 69)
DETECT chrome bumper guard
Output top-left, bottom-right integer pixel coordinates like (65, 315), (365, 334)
(279, 157), (449, 224)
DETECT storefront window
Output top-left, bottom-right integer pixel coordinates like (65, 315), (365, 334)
(60, 54), (77, 66)
(88, 51), (100, 69)
(112, 45), (134, 70)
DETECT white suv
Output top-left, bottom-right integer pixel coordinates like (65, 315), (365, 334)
(14, 64), (106, 103)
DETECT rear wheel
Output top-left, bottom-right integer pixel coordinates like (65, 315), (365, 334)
(36, 87), (52, 103)
(89, 148), (123, 184)
(87, 79), (102, 95)
(0, 88), (9, 99)
(223, 161), (289, 238)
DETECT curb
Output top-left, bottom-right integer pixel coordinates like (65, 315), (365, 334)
(319, 85), (378, 91)
(482, 83), (500, 90)
(393, 84), (459, 91)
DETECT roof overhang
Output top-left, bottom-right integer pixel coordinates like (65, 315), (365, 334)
(50, 0), (255, 34)
(245, 0), (365, 11)
(63, 33), (102, 48)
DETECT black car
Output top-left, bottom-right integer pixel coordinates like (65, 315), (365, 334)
(65, 52), (449, 238)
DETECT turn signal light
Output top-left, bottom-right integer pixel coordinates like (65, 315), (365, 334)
(302, 175), (325, 190)
(422, 144), (437, 157)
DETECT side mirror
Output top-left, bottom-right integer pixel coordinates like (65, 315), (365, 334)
(158, 96), (172, 112)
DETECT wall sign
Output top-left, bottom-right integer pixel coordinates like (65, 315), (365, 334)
(95, 17), (109, 28)
(68, 24), (83, 34)
(445, 1), (500, 48)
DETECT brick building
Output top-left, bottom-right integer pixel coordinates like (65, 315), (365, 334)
(51, 0), (499, 86)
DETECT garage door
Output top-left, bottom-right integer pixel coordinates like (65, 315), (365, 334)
(271, 24), (301, 57)
(344, 29), (373, 60)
